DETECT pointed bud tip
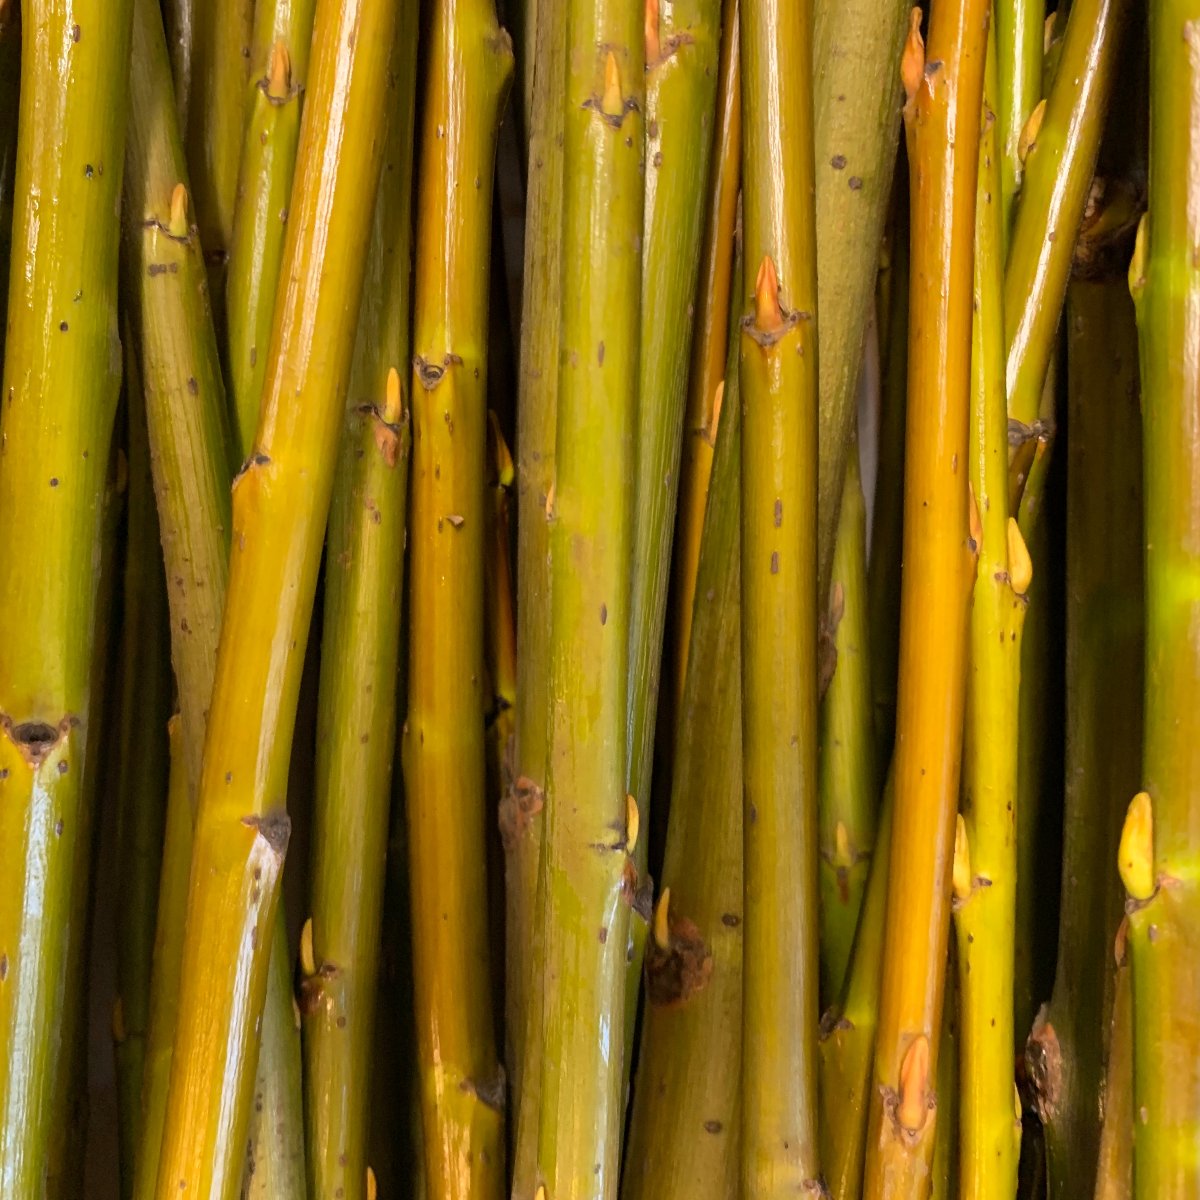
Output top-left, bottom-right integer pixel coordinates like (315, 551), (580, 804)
(653, 887), (671, 950)
(384, 367), (403, 425)
(267, 40), (291, 100)
(645, 0), (661, 65)
(968, 483), (982, 551)
(626, 794), (639, 856)
(602, 51), (624, 117)
(1118, 791), (1154, 901)
(952, 814), (971, 900)
(706, 380), (725, 445)
(900, 8), (925, 103)
(834, 820), (852, 868)
(300, 916), (316, 976)
(366, 1167), (377, 1200)
(1129, 213), (1149, 302)
(898, 1035), (930, 1131)
(1007, 517), (1032, 593)
(753, 256), (784, 333)
(168, 183), (189, 237)
(1018, 99), (1047, 164)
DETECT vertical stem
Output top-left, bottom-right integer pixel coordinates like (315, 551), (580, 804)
(153, 0), (399, 1188)
(818, 448), (878, 1006)
(994, 0), (1042, 242)
(532, 4), (644, 1193)
(862, 2), (986, 1192)
(1124, 0), (1200, 1186)
(739, 0), (821, 1189)
(0, 0), (132, 1187)
(1092, 925), (1133, 1200)
(0, 0), (18, 358)
(401, 1), (512, 1197)
(952, 30), (1025, 1198)
(224, 0), (319, 456)
(622, 241), (744, 1200)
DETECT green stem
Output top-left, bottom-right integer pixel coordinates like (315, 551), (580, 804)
(622, 239), (744, 1200)
(1028, 263), (1143, 1198)
(0, 0), (18, 360)
(812, 0), (910, 598)
(1124, 0), (1200, 1187)
(1093, 925), (1133, 1200)
(0, 0), (132, 1186)
(818, 448), (877, 1006)
(739, 0), (821, 1187)
(303, 10), (418, 1193)
(531, 5), (644, 1192)
(994, 0), (1042, 242)
(224, 0), (318, 456)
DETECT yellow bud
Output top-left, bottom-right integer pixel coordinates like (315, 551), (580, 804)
(705, 380), (724, 447)
(1018, 99), (1047, 164)
(898, 1035), (930, 1131)
(968, 482), (982, 552)
(300, 916), (316, 976)
(601, 51), (623, 118)
(834, 820), (853, 869)
(1118, 791), (1154, 901)
(626, 794), (639, 857)
(383, 367), (403, 426)
(645, 0), (661, 66)
(753, 255), (784, 334)
(952, 813), (972, 900)
(900, 7), (925, 103)
(267, 39), (291, 101)
(168, 182), (189, 238)
(366, 1166), (377, 1200)
(1007, 517), (1033, 594)
(653, 887), (671, 950)
(1129, 212), (1149, 305)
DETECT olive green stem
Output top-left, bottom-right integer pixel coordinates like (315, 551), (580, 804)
(1093, 925), (1133, 1200)
(622, 240), (744, 1200)
(739, 0), (822, 1187)
(504, 0), (564, 1136)
(0, 0), (131, 1186)
(529, 4), (644, 1193)
(819, 449), (878, 1006)
(952, 38), (1025, 1197)
(812, 0), (910, 598)
(626, 0), (721, 866)
(225, 0), (318, 456)
(302, 11), (418, 1194)
(1027, 268), (1143, 1198)
(1124, 0), (1200, 1187)
(0, 0), (19, 357)
(994, 0), (1042, 242)
(112, 378), (173, 1200)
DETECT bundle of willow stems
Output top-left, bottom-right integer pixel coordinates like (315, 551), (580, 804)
(0, 0), (1193, 1194)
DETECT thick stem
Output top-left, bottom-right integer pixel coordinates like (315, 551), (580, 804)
(224, 0), (319, 456)
(862, 3), (986, 1193)
(531, 6), (644, 1194)
(812, 0), (910, 598)
(302, 14), (418, 1198)
(1093, 926), (1133, 1200)
(1125, 0), (1200, 1188)
(739, 0), (821, 1188)
(0, 0), (18, 354)
(818, 449), (878, 1006)
(952, 37), (1024, 1198)
(1029, 267), (1142, 1198)
(504, 0), (564, 1133)
(0, 0), (131, 1186)
(153, 0), (399, 1188)
(622, 240), (744, 1200)
(401, 2), (512, 1197)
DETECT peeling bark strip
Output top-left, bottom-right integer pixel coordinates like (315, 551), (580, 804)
(498, 774), (545, 850)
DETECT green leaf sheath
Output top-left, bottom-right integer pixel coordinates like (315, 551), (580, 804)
(1126, 0), (1200, 1191)
(818, 449), (878, 1006)
(531, 4), (643, 1195)
(225, 0), (318, 456)
(0, 0), (132, 1189)
(622, 241), (745, 1200)
(739, 0), (822, 1189)
(626, 0), (721, 867)
(812, 0), (909, 598)
(302, 9), (418, 1199)
(1028, 272), (1142, 1198)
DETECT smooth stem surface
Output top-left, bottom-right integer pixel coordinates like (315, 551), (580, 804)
(812, 0), (910, 598)
(669, 0), (740, 714)
(154, 0), (398, 1188)
(623, 243), (744, 1200)
(1029, 274), (1142, 1199)
(1126, 0), (1200, 1187)
(626, 0), (721, 861)
(820, 781), (894, 1200)
(225, 0), (318, 456)
(504, 0), (564, 1131)
(532, 4), (644, 1194)
(0, 0), (131, 1188)
(863, 4), (985, 1194)
(402, 2), (511, 1198)
(0, 0), (18, 354)
(953, 40), (1024, 1197)
(1093, 928), (1133, 1200)
(818, 449), (877, 1006)
(112, 383), (173, 1200)
(303, 12), (417, 1199)
(995, 0), (1042, 241)
(1003, 0), (1129, 434)
(740, 0), (821, 1190)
